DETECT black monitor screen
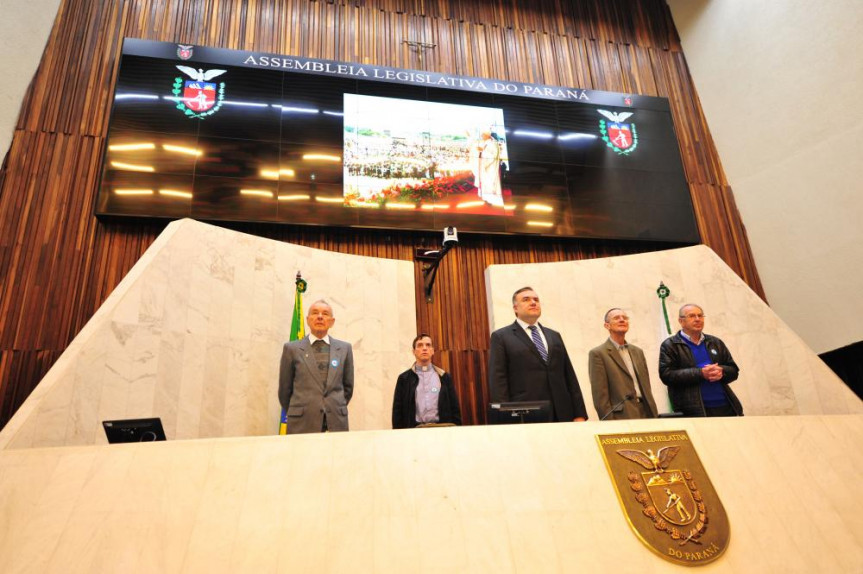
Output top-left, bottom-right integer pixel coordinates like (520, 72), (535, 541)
(102, 418), (167, 443)
(96, 39), (699, 244)
(488, 401), (553, 424)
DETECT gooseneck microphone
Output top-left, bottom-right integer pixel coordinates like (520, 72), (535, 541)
(600, 394), (633, 421)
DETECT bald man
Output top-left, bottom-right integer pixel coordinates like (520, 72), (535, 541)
(588, 308), (658, 420)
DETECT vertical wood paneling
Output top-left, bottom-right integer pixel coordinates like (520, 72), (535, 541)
(0, 0), (764, 430)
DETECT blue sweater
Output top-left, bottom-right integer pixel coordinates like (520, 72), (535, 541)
(682, 336), (728, 407)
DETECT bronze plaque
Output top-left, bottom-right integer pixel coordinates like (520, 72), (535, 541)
(597, 431), (729, 566)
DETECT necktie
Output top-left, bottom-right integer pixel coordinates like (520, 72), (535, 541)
(529, 325), (548, 362)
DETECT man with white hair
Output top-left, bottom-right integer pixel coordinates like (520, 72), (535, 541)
(278, 299), (354, 433)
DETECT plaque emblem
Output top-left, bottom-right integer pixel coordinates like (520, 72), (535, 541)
(597, 431), (729, 566)
(173, 66), (227, 119)
(598, 109), (638, 155)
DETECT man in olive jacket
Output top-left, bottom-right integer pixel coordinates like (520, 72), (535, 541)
(589, 308), (658, 420)
(659, 303), (743, 417)
(392, 334), (461, 428)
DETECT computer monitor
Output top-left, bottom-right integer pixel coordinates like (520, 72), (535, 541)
(102, 418), (167, 443)
(488, 400), (552, 424)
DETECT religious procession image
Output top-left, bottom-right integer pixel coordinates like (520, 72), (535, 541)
(342, 93), (512, 214)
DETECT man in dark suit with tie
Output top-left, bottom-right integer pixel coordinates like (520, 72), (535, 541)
(488, 286), (588, 422)
(588, 308), (658, 420)
(278, 299), (354, 434)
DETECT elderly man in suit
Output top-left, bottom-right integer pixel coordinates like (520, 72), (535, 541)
(588, 308), (658, 420)
(278, 299), (354, 434)
(488, 286), (588, 422)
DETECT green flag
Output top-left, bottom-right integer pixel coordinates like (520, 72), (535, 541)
(656, 281), (674, 412)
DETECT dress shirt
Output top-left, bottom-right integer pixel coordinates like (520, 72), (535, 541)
(679, 331), (702, 346)
(308, 333), (332, 346)
(516, 317), (549, 357)
(414, 364), (441, 423)
(611, 339), (642, 400)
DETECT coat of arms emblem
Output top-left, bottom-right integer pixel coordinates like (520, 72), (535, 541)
(177, 44), (194, 60)
(172, 65), (227, 119)
(597, 431), (729, 566)
(598, 109), (638, 155)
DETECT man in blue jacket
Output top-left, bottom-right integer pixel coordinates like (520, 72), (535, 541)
(659, 303), (743, 417)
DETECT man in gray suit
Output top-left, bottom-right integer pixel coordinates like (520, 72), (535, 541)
(588, 308), (658, 420)
(278, 300), (354, 434)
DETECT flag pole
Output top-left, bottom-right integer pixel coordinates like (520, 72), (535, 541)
(279, 272), (308, 435)
(656, 281), (674, 412)
(657, 281), (671, 336)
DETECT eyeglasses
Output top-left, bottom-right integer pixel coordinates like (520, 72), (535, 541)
(680, 314), (705, 320)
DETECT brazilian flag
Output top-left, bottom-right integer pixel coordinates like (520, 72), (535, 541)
(280, 274), (308, 434)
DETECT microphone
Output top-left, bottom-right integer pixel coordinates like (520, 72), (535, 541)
(600, 394), (633, 421)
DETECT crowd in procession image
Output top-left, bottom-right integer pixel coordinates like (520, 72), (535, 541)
(343, 127), (507, 207)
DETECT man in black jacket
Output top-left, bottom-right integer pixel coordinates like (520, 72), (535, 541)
(392, 334), (462, 428)
(659, 303), (743, 417)
(488, 286), (588, 422)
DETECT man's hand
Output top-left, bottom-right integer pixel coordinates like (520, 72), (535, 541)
(573, 417), (586, 422)
(701, 363), (724, 382)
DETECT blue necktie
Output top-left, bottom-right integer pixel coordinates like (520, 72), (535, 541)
(529, 325), (548, 362)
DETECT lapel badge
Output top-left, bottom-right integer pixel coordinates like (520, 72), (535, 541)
(597, 431), (729, 566)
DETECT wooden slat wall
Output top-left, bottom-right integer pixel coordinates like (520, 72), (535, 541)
(0, 0), (764, 429)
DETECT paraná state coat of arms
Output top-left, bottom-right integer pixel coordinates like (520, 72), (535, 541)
(597, 431), (730, 566)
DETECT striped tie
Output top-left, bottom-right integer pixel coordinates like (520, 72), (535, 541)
(529, 325), (548, 362)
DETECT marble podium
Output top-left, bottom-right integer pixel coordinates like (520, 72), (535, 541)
(0, 416), (861, 572)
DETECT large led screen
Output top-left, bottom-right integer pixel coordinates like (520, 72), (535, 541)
(96, 39), (700, 243)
